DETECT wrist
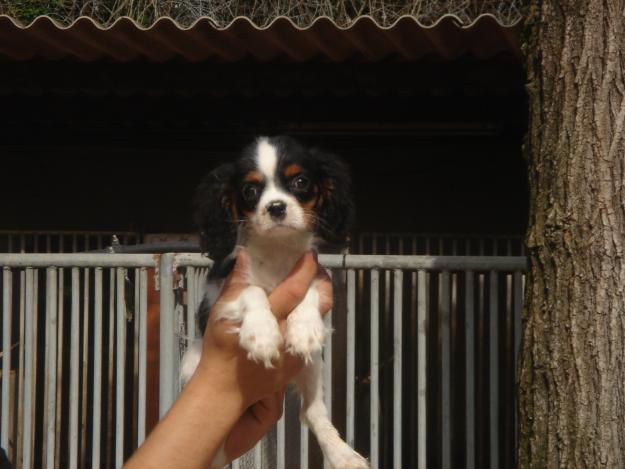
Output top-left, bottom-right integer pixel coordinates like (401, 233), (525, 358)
(192, 354), (248, 412)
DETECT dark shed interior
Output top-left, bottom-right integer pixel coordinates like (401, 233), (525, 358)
(1, 60), (527, 238)
(0, 17), (527, 240)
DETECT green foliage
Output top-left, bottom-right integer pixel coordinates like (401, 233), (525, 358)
(3, 0), (63, 23)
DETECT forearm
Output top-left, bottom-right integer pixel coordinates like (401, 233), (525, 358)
(124, 362), (245, 469)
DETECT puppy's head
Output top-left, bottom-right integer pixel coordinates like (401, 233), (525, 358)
(194, 136), (354, 260)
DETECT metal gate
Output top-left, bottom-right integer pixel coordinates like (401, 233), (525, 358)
(0, 252), (526, 469)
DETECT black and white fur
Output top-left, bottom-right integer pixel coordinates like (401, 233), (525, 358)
(180, 136), (367, 469)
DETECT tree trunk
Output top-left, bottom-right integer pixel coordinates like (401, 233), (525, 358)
(519, 1), (625, 468)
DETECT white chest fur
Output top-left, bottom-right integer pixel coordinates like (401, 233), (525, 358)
(244, 231), (314, 291)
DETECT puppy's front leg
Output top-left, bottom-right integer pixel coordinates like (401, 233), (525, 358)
(285, 282), (326, 364)
(234, 285), (282, 368)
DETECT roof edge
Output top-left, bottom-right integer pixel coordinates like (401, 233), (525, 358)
(0, 12), (522, 32)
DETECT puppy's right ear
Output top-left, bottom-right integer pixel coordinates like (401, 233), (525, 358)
(193, 163), (237, 261)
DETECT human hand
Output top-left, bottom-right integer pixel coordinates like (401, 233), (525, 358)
(194, 249), (332, 463)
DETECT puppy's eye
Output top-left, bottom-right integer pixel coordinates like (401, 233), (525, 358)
(290, 174), (310, 193)
(242, 183), (260, 202)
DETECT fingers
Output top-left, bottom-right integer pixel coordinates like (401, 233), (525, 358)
(269, 251), (318, 319)
(223, 390), (286, 462)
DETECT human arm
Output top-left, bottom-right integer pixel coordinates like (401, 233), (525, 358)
(124, 250), (332, 469)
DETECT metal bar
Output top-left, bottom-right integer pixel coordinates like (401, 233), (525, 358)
(186, 267), (196, 340)
(132, 269), (140, 448)
(277, 407), (285, 469)
(345, 269), (356, 445)
(513, 271), (523, 461)
(0, 253), (157, 268)
(17, 270), (25, 467)
(138, 268), (148, 445)
(465, 271), (475, 469)
(22, 268), (35, 469)
(513, 272), (523, 371)
(318, 255), (527, 271)
(69, 268), (80, 469)
(323, 306), (333, 417)
(80, 269), (90, 468)
(42, 268), (50, 467)
(31, 269), (38, 457)
(93, 268), (103, 468)
(490, 271), (499, 469)
(393, 270), (403, 469)
(1, 269), (12, 451)
(55, 268), (64, 469)
(253, 441), (262, 468)
(417, 270), (427, 469)
(323, 270), (333, 422)
(170, 253), (528, 272)
(159, 254), (176, 417)
(300, 422), (308, 469)
(410, 240), (418, 468)
(370, 269), (380, 468)
(45, 268), (58, 469)
(105, 268), (115, 469)
(162, 253), (214, 268)
(116, 268), (126, 468)
(440, 271), (451, 469)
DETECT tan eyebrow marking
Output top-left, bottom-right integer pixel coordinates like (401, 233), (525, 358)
(284, 164), (303, 177)
(244, 170), (263, 183)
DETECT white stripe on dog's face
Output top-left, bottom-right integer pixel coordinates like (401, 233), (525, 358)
(251, 137), (306, 235)
(256, 138), (278, 185)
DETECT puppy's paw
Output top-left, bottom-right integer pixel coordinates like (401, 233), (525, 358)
(285, 313), (326, 364)
(238, 313), (282, 368)
(216, 299), (243, 323)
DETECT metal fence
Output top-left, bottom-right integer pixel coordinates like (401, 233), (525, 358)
(1, 231), (524, 257)
(354, 233), (525, 256)
(0, 252), (526, 469)
(0, 232), (141, 254)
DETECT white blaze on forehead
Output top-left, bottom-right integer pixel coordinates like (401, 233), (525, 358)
(255, 138), (278, 183)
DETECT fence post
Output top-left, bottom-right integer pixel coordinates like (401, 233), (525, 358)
(159, 253), (176, 418)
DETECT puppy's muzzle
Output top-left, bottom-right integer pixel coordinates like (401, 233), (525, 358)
(267, 200), (287, 220)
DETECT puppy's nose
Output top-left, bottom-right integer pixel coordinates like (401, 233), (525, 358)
(267, 200), (287, 220)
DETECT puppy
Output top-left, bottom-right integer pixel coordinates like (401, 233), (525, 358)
(180, 136), (368, 469)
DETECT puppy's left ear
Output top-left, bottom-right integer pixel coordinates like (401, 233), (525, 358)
(315, 150), (355, 246)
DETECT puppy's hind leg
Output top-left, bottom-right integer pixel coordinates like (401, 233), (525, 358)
(296, 354), (368, 469)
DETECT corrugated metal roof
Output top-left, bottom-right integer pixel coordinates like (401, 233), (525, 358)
(0, 14), (521, 62)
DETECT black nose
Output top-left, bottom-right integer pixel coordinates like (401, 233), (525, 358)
(267, 201), (287, 219)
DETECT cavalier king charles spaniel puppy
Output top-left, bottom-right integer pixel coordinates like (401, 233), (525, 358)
(180, 136), (368, 468)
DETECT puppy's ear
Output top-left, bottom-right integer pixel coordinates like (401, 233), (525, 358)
(193, 163), (238, 261)
(315, 150), (355, 246)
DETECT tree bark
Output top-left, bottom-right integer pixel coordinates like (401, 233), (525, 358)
(519, 1), (625, 468)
